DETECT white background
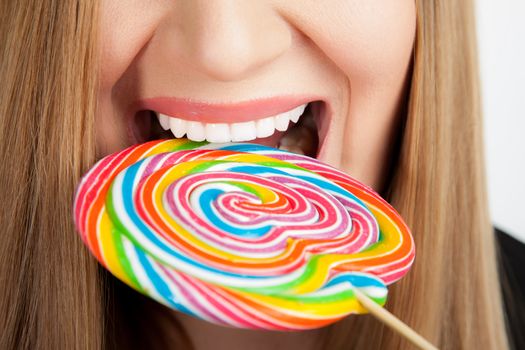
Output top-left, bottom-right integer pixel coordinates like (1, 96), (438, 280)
(476, 0), (525, 241)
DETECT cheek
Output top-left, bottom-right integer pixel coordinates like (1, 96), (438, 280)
(308, 1), (417, 91)
(339, 2), (416, 188)
(298, 1), (416, 188)
(98, 1), (164, 90)
(96, 1), (167, 155)
(95, 95), (126, 157)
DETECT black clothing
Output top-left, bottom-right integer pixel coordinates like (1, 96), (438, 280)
(496, 227), (525, 350)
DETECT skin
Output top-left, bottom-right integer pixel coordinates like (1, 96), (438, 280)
(97, 1), (416, 349)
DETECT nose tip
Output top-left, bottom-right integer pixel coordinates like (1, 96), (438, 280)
(174, 1), (292, 81)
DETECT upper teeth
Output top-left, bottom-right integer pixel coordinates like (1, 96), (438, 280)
(156, 103), (308, 143)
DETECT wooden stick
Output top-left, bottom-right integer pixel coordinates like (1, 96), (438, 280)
(353, 288), (439, 350)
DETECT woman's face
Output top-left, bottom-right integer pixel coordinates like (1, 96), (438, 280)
(97, 1), (416, 191)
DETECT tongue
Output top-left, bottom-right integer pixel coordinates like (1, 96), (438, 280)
(245, 130), (286, 148)
(277, 109), (318, 157)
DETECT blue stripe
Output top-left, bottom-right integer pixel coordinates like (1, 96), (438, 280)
(216, 143), (275, 153)
(113, 160), (272, 281)
(226, 164), (370, 212)
(135, 246), (196, 315)
(199, 188), (271, 237)
(324, 272), (386, 289)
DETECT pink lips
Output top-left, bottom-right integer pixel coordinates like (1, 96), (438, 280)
(137, 95), (319, 123)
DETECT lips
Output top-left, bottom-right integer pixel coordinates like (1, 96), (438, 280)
(128, 96), (329, 158)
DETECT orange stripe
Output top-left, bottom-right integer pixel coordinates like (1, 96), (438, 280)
(86, 142), (165, 260)
(223, 288), (339, 328)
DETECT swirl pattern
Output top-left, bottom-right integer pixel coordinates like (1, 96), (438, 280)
(73, 139), (415, 330)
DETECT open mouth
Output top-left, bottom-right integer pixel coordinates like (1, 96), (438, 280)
(131, 100), (328, 159)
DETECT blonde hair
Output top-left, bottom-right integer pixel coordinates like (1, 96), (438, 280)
(0, 0), (510, 349)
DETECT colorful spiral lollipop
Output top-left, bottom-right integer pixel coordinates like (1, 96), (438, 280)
(73, 138), (415, 331)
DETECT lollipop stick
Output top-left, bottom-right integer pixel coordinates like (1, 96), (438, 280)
(353, 288), (439, 350)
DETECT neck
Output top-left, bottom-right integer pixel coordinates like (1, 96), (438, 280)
(174, 312), (327, 350)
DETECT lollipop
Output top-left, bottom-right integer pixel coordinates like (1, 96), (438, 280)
(73, 138), (415, 331)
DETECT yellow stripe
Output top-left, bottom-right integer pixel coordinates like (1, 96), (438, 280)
(148, 161), (298, 265)
(291, 202), (402, 294)
(233, 289), (369, 317)
(99, 209), (135, 286)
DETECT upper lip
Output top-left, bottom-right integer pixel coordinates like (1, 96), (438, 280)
(136, 95), (321, 123)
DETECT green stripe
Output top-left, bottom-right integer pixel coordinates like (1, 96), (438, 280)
(111, 225), (143, 292)
(106, 184), (143, 291)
